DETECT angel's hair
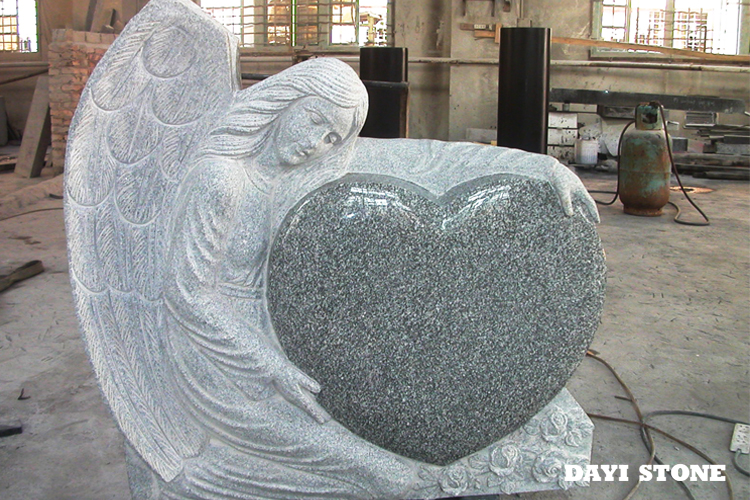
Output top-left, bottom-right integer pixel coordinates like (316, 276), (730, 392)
(200, 57), (369, 159)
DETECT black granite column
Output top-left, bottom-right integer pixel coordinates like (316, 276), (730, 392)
(359, 47), (408, 138)
(497, 27), (550, 154)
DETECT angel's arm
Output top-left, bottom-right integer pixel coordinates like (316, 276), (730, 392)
(163, 160), (328, 423)
(349, 138), (599, 223)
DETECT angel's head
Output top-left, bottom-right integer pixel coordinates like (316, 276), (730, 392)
(202, 57), (368, 167)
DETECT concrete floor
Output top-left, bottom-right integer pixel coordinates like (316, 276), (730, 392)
(0, 167), (747, 500)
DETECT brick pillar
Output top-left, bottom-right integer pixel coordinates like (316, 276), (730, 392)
(47, 30), (117, 173)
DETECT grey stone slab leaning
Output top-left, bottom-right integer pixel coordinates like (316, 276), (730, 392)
(63, 0), (606, 498)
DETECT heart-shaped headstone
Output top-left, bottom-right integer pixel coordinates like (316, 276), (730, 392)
(267, 174), (605, 465)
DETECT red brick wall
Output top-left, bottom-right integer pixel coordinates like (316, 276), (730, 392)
(47, 30), (116, 172)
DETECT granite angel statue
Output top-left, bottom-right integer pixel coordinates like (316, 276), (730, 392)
(64, 0), (599, 498)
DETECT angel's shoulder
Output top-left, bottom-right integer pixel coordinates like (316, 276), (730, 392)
(183, 157), (249, 193)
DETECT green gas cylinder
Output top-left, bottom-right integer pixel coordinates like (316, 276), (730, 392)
(619, 102), (671, 216)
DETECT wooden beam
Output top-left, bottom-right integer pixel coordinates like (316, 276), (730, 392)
(551, 36), (750, 64)
(15, 76), (51, 179)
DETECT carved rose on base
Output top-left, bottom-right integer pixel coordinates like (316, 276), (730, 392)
(438, 465), (470, 496)
(540, 409), (568, 442)
(526, 405), (594, 449)
(419, 397), (594, 498)
(488, 444), (522, 477)
(532, 451), (567, 484)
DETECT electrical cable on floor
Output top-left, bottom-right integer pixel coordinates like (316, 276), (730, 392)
(658, 103), (710, 227)
(732, 450), (750, 477)
(585, 351), (738, 500)
(587, 413), (734, 500)
(0, 207), (64, 222)
(644, 409), (749, 427)
(643, 409), (750, 480)
(586, 103), (710, 226)
(648, 452), (698, 500)
(585, 351), (656, 500)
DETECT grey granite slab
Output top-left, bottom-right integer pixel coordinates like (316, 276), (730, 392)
(268, 173), (606, 465)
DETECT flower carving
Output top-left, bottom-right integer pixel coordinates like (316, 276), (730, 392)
(532, 451), (567, 484)
(524, 419), (541, 436)
(438, 465), (470, 496)
(564, 425), (585, 447)
(415, 402), (594, 496)
(524, 405), (592, 449)
(499, 479), (520, 495)
(488, 444), (522, 477)
(540, 408), (568, 443)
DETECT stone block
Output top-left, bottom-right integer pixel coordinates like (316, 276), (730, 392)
(548, 128), (577, 146)
(548, 112), (578, 129)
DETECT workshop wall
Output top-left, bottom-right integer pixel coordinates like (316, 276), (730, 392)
(434, 0), (750, 141)
(0, 0), (747, 150)
(394, 0), (452, 140)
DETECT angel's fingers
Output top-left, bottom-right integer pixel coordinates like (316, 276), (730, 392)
(557, 184), (574, 217)
(573, 188), (601, 224)
(293, 368), (321, 394)
(585, 197), (601, 224)
(294, 388), (331, 424)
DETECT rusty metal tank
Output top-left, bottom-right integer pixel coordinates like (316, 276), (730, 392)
(619, 102), (671, 216)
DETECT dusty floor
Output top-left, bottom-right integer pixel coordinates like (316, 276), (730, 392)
(0, 166), (747, 500)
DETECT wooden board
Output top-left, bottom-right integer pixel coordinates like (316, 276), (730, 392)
(14, 76), (51, 179)
(551, 36), (750, 64)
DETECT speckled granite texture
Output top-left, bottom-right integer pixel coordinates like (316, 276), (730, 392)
(66, 0), (605, 496)
(268, 174), (606, 465)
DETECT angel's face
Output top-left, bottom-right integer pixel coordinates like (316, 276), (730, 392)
(274, 96), (355, 167)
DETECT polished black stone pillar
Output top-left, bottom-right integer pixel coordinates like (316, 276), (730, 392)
(359, 47), (408, 138)
(497, 27), (550, 154)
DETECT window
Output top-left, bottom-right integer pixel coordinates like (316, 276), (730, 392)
(0, 0), (37, 52)
(201, 0), (388, 49)
(593, 0), (747, 56)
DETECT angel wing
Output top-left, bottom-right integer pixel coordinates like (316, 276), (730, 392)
(64, 0), (239, 481)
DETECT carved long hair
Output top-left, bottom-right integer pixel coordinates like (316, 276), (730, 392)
(200, 57), (369, 160)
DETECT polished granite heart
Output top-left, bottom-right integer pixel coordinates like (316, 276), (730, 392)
(267, 174), (605, 465)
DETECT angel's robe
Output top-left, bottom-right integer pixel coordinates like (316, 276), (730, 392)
(160, 155), (413, 498)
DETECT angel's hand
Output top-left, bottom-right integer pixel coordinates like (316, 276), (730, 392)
(546, 164), (600, 224)
(269, 358), (331, 424)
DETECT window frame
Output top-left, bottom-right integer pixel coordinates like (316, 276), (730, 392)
(0, 0), (42, 62)
(591, 0), (750, 59)
(202, 0), (364, 54)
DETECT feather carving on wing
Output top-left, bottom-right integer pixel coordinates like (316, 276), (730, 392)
(64, 0), (239, 482)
